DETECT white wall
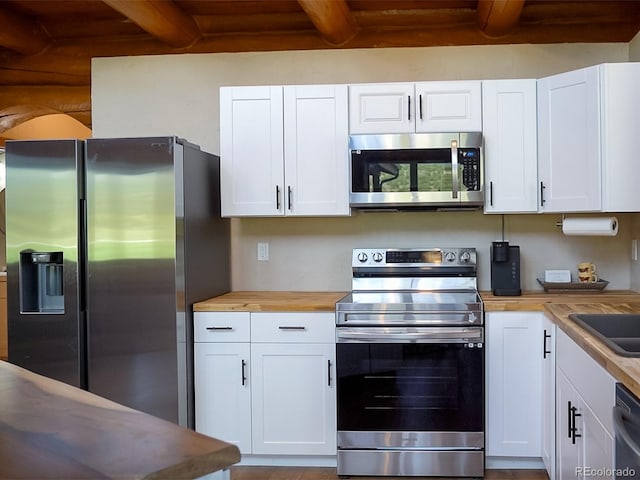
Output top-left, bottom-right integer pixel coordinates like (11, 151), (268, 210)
(92, 43), (636, 292)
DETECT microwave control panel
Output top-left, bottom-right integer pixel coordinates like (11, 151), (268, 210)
(460, 149), (481, 191)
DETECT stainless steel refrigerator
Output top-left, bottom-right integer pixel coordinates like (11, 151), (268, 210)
(5, 137), (230, 428)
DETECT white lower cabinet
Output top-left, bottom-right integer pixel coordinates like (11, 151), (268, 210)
(194, 312), (252, 453)
(194, 311), (336, 460)
(251, 342), (336, 454)
(541, 315), (556, 479)
(486, 312), (544, 457)
(556, 328), (615, 479)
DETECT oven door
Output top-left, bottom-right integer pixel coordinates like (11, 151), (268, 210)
(336, 326), (484, 448)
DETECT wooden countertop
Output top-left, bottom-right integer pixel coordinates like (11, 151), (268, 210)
(544, 302), (640, 400)
(194, 291), (348, 312)
(194, 290), (640, 313)
(481, 290), (640, 311)
(0, 360), (240, 480)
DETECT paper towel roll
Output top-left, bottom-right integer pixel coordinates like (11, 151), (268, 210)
(562, 217), (618, 236)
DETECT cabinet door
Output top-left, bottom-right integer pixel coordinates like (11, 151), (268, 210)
(415, 81), (482, 132)
(582, 402), (614, 479)
(601, 63), (640, 212)
(251, 342), (336, 455)
(283, 85), (350, 216)
(482, 79), (538, 213)
(541, 316), (556, 480)
(486, 312), (543, 457)
(348, 83), (415, 134)
(220, 86), (284, 216)
(537, 66), (601, 212)
(194, 342), (252, 453)
(556, 368), (583, 479)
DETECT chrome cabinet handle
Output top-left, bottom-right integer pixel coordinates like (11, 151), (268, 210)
(451, 139), (459, 199)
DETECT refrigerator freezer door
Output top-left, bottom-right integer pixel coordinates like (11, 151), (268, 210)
(85, 137), (181, 424)
(6, 139), (85, 388)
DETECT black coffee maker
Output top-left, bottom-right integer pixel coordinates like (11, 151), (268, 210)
(490, 241), (521, 296)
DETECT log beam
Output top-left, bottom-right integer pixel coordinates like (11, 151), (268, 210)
(477, 0), (525, 38)
(297, 0), (358, 45)
(0, 6), (49, 55)
(101, 0), (201, 48)
(0, 86), (91, 130)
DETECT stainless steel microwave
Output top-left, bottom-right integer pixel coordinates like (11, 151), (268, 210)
(349, 132), (483, 210)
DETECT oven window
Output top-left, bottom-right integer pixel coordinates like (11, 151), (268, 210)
(351, 148), (480, 194)
(336, 343), (483, 432)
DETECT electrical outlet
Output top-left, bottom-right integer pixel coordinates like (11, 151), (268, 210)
(633, 239), (638, 262)
(257, 242), (269, 261)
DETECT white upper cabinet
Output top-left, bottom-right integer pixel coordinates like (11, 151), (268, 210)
(415, 81), (482, 132)
(482, 79), (538, 213)
(349, 81), (481, 134)
(348, 83), (415, 134)
(283, 85), (350, 216)
(537, 62), (640, 212)
(220, 86), (284, 217)
(220, 84), (349, 217)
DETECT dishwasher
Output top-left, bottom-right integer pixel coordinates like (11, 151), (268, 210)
(614, 383), (640, 479)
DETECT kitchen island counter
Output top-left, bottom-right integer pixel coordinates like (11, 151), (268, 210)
(0, 360), (240, 480)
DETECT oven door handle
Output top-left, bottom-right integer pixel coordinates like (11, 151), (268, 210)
(336, 327), (483, 343)
(613, 404), (640, 463)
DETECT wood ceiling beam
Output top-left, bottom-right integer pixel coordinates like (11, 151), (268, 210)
(477, 0), (525, 37)
(101, 0), (201, 48)
(0, 7), (49, 55)
(297, 0), (359, 45)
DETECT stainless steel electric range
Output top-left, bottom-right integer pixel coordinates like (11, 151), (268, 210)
(335, 247), (484, 478)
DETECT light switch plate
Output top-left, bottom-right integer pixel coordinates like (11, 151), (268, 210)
(257, 242), (269, 261)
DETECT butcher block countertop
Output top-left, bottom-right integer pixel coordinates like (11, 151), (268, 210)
(193, 291), (347, 312)
(544, 302), (640, 400)
(481, 290), (640, 311)
(0, 361), (240, 480)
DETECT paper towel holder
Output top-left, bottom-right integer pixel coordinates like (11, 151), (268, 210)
(556, 214), (619, 236)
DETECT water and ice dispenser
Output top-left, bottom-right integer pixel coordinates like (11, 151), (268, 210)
(20, 251), (64, 313)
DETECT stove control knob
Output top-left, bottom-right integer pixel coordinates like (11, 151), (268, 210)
(444, 251), (457, 262)
(357, 252), (368, 263)
(460, 251), (471, 263)
(372, 252), (384, 263)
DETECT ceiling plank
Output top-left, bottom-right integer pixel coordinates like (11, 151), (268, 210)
(0, 6), (49, 55)
(476, 0), (525, 37)
(101, 0), (201, 48)
(297, 0), (359, 45)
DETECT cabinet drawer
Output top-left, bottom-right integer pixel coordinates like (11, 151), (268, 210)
(251, 312), (335, 343)
(194, 312), (250, 342)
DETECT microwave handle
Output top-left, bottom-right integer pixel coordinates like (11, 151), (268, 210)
(451, 139), (459, 199)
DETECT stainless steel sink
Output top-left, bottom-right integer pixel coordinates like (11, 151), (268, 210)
(568, 314), (640, 357)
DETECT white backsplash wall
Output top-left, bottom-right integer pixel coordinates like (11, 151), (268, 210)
(90, 42), (639, 293)
(231, 212), (634, 292)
